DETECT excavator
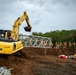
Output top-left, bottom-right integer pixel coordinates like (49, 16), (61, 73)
(0, 11), (32, 54)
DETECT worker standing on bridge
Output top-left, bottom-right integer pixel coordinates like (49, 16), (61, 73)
(41, 40), (46, 47)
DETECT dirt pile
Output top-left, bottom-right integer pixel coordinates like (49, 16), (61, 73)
(21, 47), (76, 56)
(0, 47), (76, 75)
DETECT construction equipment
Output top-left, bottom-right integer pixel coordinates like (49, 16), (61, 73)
(0, 11), (32, 54)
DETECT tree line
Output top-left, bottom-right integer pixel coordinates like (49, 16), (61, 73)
(32, 29), (76, 46)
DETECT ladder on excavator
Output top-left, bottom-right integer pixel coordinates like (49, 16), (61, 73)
(19, 35), (53, 48)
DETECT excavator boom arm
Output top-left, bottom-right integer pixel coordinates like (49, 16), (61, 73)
(11, 12), (31, 41)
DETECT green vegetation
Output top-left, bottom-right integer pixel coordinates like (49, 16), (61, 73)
(32, 30), (76, 45)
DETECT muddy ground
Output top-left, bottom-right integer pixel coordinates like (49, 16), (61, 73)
(0, 47), (76, 75)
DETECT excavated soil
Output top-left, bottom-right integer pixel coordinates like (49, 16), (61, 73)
(0, 47), (76, 75)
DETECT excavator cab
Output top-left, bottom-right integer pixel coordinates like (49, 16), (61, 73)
(0, 30), (11, 38)
(0, 30), (23, 54)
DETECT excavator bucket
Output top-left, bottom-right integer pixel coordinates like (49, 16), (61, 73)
(24, 26), (32, 32)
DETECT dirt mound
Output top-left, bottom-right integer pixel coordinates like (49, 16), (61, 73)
(0, 47), (76, 75)
(21, 47), (76, 57)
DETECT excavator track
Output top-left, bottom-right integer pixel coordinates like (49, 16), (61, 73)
(13, 50), (27, 58)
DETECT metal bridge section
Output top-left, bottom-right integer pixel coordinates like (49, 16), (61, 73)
(0, 67), (12, 75)
(19, 35), (53, 48)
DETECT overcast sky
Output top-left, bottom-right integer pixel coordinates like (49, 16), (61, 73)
(0, 0), (76, 34)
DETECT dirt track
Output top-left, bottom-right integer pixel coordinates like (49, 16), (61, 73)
(0, 47), (76, 75)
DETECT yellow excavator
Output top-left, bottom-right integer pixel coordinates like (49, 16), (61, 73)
(0, 11), (32, 54)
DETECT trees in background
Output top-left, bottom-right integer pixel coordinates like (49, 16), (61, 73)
(32, 30), (76, 46)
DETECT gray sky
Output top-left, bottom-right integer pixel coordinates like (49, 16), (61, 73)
(0, 0), (76, 34)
